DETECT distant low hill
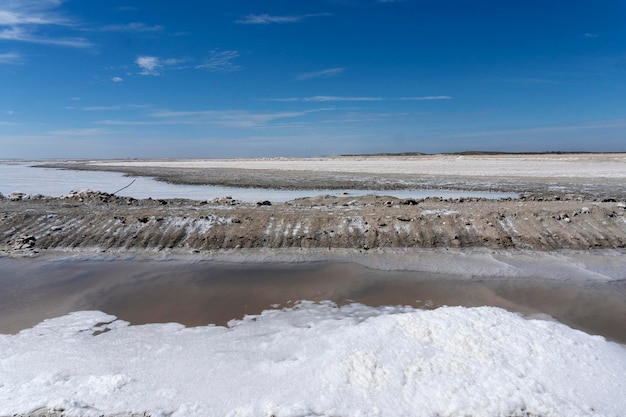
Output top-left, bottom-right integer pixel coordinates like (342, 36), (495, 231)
(340, 150), (622, 157)
(340, 152), (429, 156)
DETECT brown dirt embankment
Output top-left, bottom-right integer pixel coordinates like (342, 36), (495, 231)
(2, 191), (625, 256)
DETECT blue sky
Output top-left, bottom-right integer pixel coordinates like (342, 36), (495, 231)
(1, 0), (625, 158)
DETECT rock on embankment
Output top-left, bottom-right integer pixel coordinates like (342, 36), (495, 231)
(1, 191), (626, 255)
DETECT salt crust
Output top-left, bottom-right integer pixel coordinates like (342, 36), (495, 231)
(1, 303), (625, 417)
(92, 154), (626, 178)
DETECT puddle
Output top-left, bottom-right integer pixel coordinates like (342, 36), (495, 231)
(0, 257), (624, 344)
(0, 163), (517, 201)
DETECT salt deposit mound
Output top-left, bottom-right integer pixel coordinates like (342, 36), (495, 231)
(1, 303), (625, 417)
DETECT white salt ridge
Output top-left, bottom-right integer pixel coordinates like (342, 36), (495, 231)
(1, 303), (625, 417)
(421, 209), (460, 216)
(93, 154), (626, 178)
(307, 248), (626, 282)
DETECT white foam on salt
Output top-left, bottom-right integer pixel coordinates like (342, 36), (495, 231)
(1, 303), (625, 417)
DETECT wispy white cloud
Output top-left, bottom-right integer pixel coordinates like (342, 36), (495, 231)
(196, 50), (242, 72)
(0, 1), (92, 48)
(236, 14), (301, 24)
(307, 96), (382, 102)
(93, 120), (167, 126)
(0, 11), (52, 25)
(399, 96), (452, 101)
(162, 58), (185, 66)
(0, 26), (91, 48)
(236, 13), (331, 25)
(135, 56), (161, 75)
(83, 104), (150, 111)
(0, 0), (69, 26)
(133, 55), (205, 76)
(93, 110), (326, 129)
(0, 51), (21, 64)
(584, 32), (599, 38)
(297, 67), (346, 80)
(148, 108), (330, 128)
(267, 95), (450, 102)
(112, 76), (124, 83)
(97, 22), (164, 32)
(269, 96), (382, 102)
(266, 98), (301, 103)
(325, 111), (415, 123)
(48, 127), (111, 137)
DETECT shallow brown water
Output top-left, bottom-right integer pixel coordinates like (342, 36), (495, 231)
(0, 257), (624, 344)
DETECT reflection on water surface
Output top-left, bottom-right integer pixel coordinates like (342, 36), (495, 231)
(0, 257), (624, 344)
(0, 163), (517, 201)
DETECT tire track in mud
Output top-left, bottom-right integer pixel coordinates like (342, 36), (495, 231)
(2, 192), (626, 255)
